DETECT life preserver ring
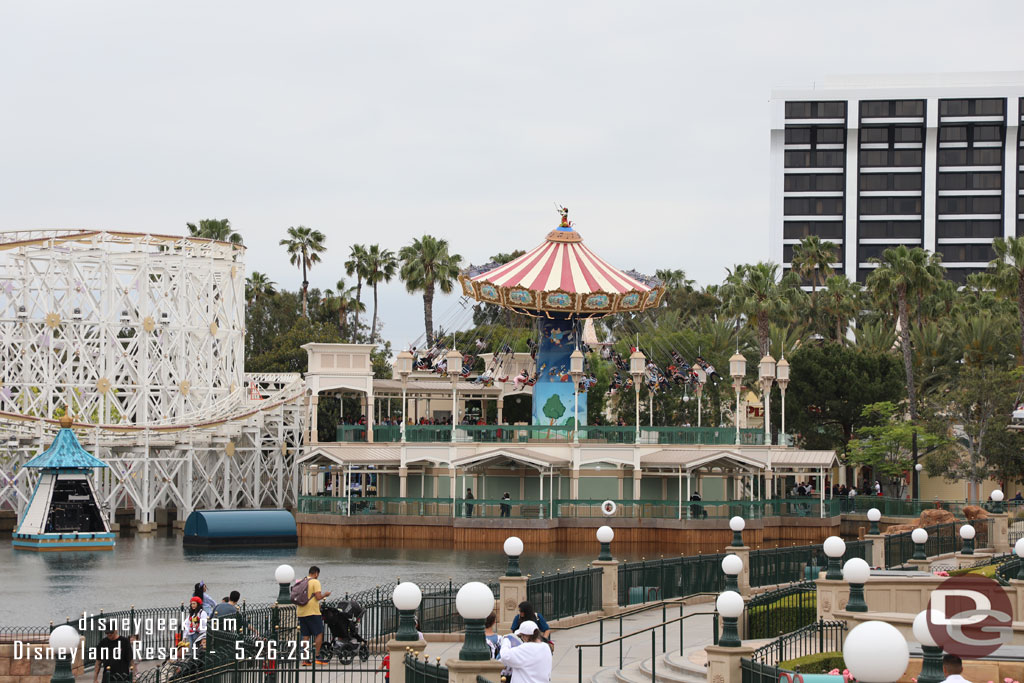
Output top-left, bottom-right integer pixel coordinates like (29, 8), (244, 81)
(601, 500), (617, 516)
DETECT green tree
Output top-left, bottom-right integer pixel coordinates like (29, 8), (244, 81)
(399, 235), (463, 347)
(785, 344), (905, 454)
(721, 262), (803, 356)
(344, 244), (369, 339)
(364, 244), (398, 341)
(245, 272), (276, 306)
(847, 402), (944, 497)
(326, 279), (364, 341)
(820, 275), (861, 342)
(987, 236), (1024, 363)
(280, 226), (327, 318)
(542, 393), (566, 425)
(790, 236), (837, 294)
(186, 218), (243, 245)
(246, 316), (343, 373)
(866, 245), (937, 419)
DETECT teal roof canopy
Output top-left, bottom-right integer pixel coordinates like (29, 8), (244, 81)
(22, 428), (109, 469)
(184, 509), (297, 538)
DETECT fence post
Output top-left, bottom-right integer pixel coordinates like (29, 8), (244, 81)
(498, 574), (527, 633)
(592, 559), (620, 614)
(705, 643), (756, 683)
(992, 512), (1011, 555)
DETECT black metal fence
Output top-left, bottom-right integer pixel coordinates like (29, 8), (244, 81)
(750, 618), (846, 665)
(742, 658), (783, 683)
(744, 582), (817, 639)
(617, 553), (725, 606)
(884, 522), (961, 568)
(748, 539), (873, 588)
(526, 567), (602, 621)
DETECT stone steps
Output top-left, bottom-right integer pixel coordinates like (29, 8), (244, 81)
(593, 650), (707, 683)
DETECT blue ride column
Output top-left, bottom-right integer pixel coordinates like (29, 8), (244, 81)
(532, 315), (586, 432)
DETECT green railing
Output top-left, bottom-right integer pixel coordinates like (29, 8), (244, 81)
(744, 581), (816, 639)
(327, 424), (765, 445)
(747, 539), (872, 588)
(406, 651), (449, 683)
(526, 566), (602, 621)
(617, 553), (725, 606)
(750, 618), (847, 666)
(884, 522), (964, 568)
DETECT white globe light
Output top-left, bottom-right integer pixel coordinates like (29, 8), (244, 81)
(1015, 537), (1024, 557)
(866, 508), (881, 522)
(49, 624), (79, 653)
(992, 490), (1004, 502)
(455, 581), (495, 620)
(844, 621), (909, 683)
(596, 526), (614, 543)
(729, 516), (746, 532)
(393, 582), (423, 611)
(842, 557), (871, 585)
(915, 463), (923, 472)
(503, 536), (524, 556)
(716, 591), (745, 618)
(911, 528), (928, 544)
(683, 394), (690, 402)
(959, 524), (976, 540)
(721, 554), (744, 575)
(274, 564), (295, 585)
(912, 610), (941, 648)
(823, 536), (846, 558)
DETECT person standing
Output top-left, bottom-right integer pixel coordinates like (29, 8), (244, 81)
(296, 566), (332, 665)
(500, 493), (511, 518)
(93, 627), (135, 683)
(941, 654), (971, 683)
(210, 591), (242, 634)
(465, 489), (475, 517)
(498, 622), (552, 683)
(193, 582), (216, 617)
(181, 597), (208, 651)
(510, 602), (551, 641)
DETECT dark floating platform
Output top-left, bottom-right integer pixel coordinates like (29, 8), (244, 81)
(183, 509), (297, 548)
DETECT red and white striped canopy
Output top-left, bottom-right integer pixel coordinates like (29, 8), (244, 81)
(459, 225), (664, 316)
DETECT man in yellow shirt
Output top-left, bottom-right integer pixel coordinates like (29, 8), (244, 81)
(296, 566), (332, 664)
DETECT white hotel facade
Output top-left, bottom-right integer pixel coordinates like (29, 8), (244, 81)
(770, 73), (1024, 283)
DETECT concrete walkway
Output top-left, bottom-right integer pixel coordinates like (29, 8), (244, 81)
(418, 602), (719, 683)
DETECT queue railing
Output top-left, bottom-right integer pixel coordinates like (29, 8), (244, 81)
(526, 566), (602, 621)
(618, 553), (725, 606)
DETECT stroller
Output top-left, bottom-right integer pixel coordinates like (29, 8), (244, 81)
(321, 601), (370, 664)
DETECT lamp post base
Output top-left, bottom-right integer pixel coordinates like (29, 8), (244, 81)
(918, 645), (945, 683)
(459, 618), (491, 661)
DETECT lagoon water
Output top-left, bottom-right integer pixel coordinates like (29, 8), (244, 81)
(0, 532), (681, 625)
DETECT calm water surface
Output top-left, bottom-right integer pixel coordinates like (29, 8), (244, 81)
(0, 532), (688, 625)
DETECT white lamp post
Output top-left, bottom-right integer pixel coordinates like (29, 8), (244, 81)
(694, 366), (707, 427)
(842, 557), (870, 612)
(49, 625), (79, 683)
(1015, 537), (1024, 580)
(729, 353), (746, 445)
(913, 610), (946, 683)
(275, 564), (295, 604)
(715, 591), (744, 647)
(758, 355), (776, 446)
(393, 582), (423, 641)
(629, 349), (645, 442)
(597, 525), (614, 561)
(729, 516), (746, 547)
(504, 536), (524, 576)
(911, 527), (928, 561)
(843, 621), (909, 683)
(867, 507), (881, 535)
(992, 489), (1005, 513)
(722, 554), (743, 593)
(570, 347), (585, 444)
(776, 356), (789, 440)
(959, 524), (976, 555)
(455, 582), (495, 660)
(446, 349), (463, 443)
(823, 536), (846, 580)
(396, 351), (413, 443)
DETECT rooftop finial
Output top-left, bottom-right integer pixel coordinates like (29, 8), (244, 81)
(556, 205), (572, 228)
(59, 414), (73, 429)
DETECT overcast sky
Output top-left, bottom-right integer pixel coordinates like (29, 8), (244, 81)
(3, 1), (1024, 347)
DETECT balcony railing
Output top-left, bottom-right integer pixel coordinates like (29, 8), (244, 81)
(331, 424), (764, 445)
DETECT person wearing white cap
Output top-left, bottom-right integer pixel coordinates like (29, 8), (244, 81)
(499, 620), (552, 683)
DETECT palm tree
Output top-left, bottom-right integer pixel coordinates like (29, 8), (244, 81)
(279, 226), (327, 318)
(790, 236), (837, 293)
(820, 275), (862, 342)
(988, 236), (1024, 363)
(363, 245), (398, 341)
(866, 245), (935, 419)
(332, 279), (365, 341)
(721, 262), (803, 356)
(399, 235), (463, 347)
(344, 244), (369, 338)
(854, 320), (897, 355)
(186, 218), (243, 245)
(245, 272), (276, 305)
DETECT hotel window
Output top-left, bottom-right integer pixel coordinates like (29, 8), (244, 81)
(783, 221), (845, 240)
(785, 174), (844, 192)
(936, 220), (1001, 239)
(858, 221), (923, 240)
(785, 127), (811, 144)
(937, 244), (997, 262)
(784, 197), (844, 215)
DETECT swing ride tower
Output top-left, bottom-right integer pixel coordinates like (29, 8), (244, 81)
(0, 230), (305, 533)
(458, 210), (666, 429)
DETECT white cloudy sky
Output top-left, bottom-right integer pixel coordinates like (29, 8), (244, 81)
(2, 1), (1024, 347)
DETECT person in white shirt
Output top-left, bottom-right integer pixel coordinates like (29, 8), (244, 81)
(498, 621), (552, 683)
(941, 654), (971, 683)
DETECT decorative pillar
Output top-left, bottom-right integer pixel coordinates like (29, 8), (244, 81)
(497, 398), (503, 424)
(367, 392), (375, 443)
(399, 467), (408, 498)
(632, 468), (642, 500)
(310, 394), (319, 443)
(705, 645), (754, 683)
(992, 512), (1010, 554)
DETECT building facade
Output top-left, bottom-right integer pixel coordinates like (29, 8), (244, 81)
(770, 73), (1024, 283)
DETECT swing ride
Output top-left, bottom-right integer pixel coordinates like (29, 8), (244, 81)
(457, 207), (666, 427)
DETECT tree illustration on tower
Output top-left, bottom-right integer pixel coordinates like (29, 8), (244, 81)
(543, 393), (566, 426)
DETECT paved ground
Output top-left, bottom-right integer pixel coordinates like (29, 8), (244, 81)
(417, 602), (719, 683)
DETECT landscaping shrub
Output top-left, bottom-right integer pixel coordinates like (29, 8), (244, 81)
(779, 652), (845, 673)
(746, 597), (817, 639)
